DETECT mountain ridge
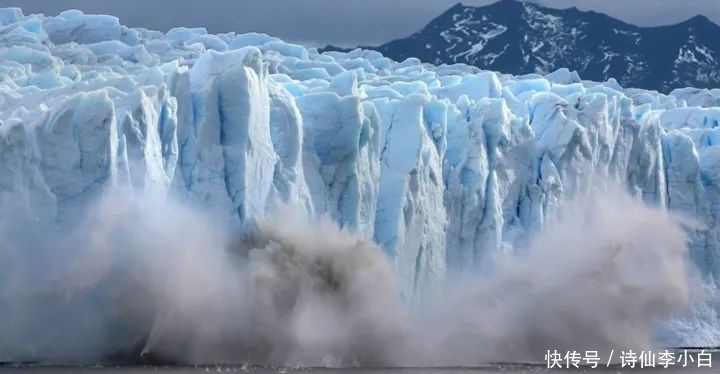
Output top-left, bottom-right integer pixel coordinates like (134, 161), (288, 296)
(322, 0), (720, 92)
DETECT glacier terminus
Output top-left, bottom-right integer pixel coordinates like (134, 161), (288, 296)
(2, 6), (720, 365)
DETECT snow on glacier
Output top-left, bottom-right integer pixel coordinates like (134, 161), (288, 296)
(3, 7), (720, 313)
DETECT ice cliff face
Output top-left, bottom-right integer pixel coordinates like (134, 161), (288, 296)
(2, 8), (720, 300)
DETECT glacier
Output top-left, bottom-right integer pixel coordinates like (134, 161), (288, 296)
(2, 7), (720, 349)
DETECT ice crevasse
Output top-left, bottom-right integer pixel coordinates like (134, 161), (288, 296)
(3, 7), (720, 305)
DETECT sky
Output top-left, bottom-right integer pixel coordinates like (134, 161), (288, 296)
(4, 0), (720, 46)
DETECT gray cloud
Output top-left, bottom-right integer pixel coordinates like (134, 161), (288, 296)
(3, 0), (719, 46)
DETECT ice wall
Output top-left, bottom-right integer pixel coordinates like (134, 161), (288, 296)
(3, 8), (720, 299)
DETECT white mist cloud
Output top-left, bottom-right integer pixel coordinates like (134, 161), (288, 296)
(0, 184), (708, 366)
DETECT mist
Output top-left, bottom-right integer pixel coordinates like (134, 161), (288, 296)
(413, 187), (703, 365)
(0, 185), (704, 366)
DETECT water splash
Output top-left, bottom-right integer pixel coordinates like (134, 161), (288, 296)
(0, 186), (705, 366)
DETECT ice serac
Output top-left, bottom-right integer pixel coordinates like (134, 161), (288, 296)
(187, 48), (279, 222)
(4, 7), (720, 332)
(38, 91), (117, 224)
(295, 88), (380, 238)
(373, 92), (446, 299)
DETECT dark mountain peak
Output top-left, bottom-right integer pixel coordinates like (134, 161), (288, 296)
(361, 0), (720, 92)
(446, 2), (466, 11)
(485, 0), (527, 10)
(681, 14), (718, 28)
(654, 13), (720, 38)
(440, 2), (468, 15)
(496, 0), (539, 4)
(686, 14), (714, 24)
(437, 0), (553, 22)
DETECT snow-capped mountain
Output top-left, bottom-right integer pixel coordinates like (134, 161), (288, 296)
(326, 0), (720, 93)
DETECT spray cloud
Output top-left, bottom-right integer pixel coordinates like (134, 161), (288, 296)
(0, 184), (703, 367)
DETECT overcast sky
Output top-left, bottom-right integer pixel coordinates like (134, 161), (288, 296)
(4, 0), (720, 46)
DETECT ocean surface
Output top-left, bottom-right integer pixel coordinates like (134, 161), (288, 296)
(0, 366), (716, 374)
